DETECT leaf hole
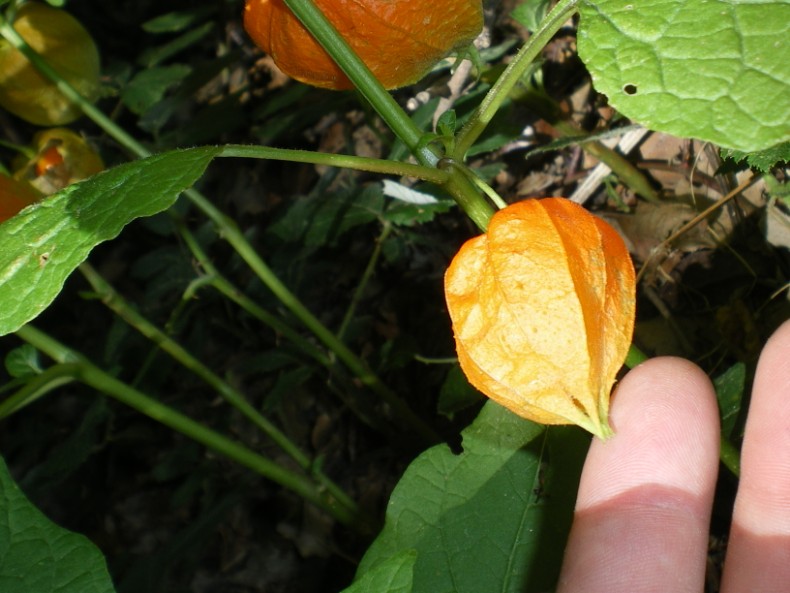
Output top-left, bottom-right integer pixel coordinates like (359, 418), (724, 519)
(623, 83), (638, 95)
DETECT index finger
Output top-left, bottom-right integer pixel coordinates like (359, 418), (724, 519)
(558, 357), (720, 593)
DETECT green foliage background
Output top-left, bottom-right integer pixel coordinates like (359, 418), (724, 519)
(0, 0), (788, 592)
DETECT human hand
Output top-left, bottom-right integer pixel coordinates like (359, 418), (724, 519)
(557, 321), (790, 593)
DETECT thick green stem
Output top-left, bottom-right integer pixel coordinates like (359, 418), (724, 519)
(281, 0), (437, 166)
(14, 324), (360, 526)
(440, 159), (497, 231)
(454, 0), (580, 159)
(219, 145), (448, 184)
(277, 1), (503, 224)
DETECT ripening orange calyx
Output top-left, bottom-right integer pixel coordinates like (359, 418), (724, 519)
(444, 198), (636, 439)
(0, 175), (39, 223)
(243, 0), (483, 90)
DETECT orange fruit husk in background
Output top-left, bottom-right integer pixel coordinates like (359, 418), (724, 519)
(243, 0), (483, 90)
(0, 174), (40, 223)
(13, 128), (104, 195)
(0, 2), (100, 126)
(444, 198), (636, 439)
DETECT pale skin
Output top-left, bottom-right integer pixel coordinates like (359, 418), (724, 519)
(557, 320), (790, 593)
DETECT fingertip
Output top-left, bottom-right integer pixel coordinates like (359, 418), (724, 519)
(720, 320), (790, 591)
(753, 319), (790, 391)
(729, 318), (790, 532)
(578, 356), (720, 509)
(558, 357), (720, 593)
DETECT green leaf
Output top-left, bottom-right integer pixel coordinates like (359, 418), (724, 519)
(437, 365), (482, 419)
(351, 403), (588, 593)
(4, 344), (42, 378)
(511, 0), (552, 32)
(722, 140), (790, 172)
(578, 0), (790, 151)
(339, 550), (416, 593)
(0, 147), (221, 337)
(269, 185), (384, 247)
(0, 455), (116, 593)
(713, 362), (746, 440)
(121, 65), (192, 115)
(142, 7), (216, 33)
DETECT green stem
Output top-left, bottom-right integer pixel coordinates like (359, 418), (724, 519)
(218, 145), (448, 184)
(178, 221), (400, 438)
(454, 0), (580, 159)
(338, 222), (392, 341)
(552, 120), (658, 202)
(439, 159), (497, 230)
(281, 0), (437, 166)
(0, 15), (438, 444)
(14, 324), (360, 526)
(77, 262), (359, 515)
(188, 198), (440, 445)
(0, 363), (79, 419)
(176, 222), (332, 368)
(77, 264), (301, 464)
(0, 15), (151, 158)
(277, 1), (501, 226)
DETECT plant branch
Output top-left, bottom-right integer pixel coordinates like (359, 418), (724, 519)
(0, 363), (79, 419)
(454, 0), (580, 159)
(175, 222), (332, 368)
(281, 0), (437, 166)
(184, 199), (440, 445)
(0, 14), (438, 445)
(337, 222), (391, 341)
(78, 262), (361, 516)
(14, 324), (361, 526)
(219, 145), (448, 184)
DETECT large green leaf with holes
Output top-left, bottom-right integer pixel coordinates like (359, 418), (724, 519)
(578, 0), (790, 152)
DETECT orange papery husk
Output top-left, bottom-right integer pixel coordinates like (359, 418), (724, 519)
(444, 198), (636, 439)
(243, 0), (483, 90)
